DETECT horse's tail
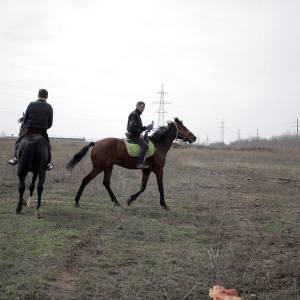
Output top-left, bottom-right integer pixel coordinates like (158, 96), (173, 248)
(66, 142), (95, 171)
(17, 139), (34, 178)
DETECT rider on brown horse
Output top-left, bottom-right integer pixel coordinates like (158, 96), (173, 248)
(127, 101), (153, 169)
(7, 89), (54, 171)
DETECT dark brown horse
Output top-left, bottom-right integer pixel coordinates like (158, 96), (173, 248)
(66, 117), (196, 210)
(16, 134), (49, 218)
(14, 115), (49, 218)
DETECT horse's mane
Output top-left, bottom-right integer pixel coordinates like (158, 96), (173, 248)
(149, 121), (173, 143)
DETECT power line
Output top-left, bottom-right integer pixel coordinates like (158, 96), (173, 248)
(0, 84), (128, 110)
(0, 59), (154, 98)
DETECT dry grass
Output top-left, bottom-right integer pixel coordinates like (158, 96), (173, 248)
(0, 137), (299, 299)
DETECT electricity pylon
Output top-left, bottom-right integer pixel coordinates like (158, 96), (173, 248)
(153, 84), (171, 127)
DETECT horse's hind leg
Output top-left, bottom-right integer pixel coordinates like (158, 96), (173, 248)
(74, 167), (102, 207)
(17, 177), (26, 214)
(103, 165), (120, 206)
(127, 169), (151, 206)
(27, 173), (38, 207)
(36, 171), (46, 218)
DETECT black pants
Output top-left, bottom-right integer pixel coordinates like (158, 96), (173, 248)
(130, 135), (149, 164)
(15, 130), (51, 163)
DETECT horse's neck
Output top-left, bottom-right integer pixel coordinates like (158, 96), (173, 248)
(157, 126), (176, 153)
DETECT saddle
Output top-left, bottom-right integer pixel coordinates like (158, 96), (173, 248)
(123, 132), (155, 158)
(23, 129), (51, 149)
(25, 129), (43, 136)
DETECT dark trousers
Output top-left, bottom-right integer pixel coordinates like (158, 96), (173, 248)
(15, 129), (51, 163)
(130, 135), (149, 164)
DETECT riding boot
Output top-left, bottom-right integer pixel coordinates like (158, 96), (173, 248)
(47, 142), (54, 171)
(131, 137), (149, 168)
(8, 139), (22, 165)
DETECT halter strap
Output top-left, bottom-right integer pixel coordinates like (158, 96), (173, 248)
(174, 121), (190, 140)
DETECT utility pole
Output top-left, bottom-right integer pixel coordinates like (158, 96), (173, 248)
(153, 84), (171, 127)
(297, 118), (299, 138)
(255, 128), (260, 149)
(219, 119), (226, 144)
(237, 128), (241, 141)
(206, 134), (209, 146)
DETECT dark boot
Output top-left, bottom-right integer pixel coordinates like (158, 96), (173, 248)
(7, 141), (20, 166)
(7, 157), (18, 166)
(46, 142), (53, 171)
(136, 162), (149, 169)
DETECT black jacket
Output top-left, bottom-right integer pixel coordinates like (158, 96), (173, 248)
(127, 109), (146, 137)
(24, 99), (53, 131)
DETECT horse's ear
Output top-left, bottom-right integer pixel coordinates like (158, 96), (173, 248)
(174, 117), (182, 124)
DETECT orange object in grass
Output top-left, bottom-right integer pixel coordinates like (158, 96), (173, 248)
(209, 285), (242, 300)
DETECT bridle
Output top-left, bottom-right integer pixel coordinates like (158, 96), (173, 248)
(174, 121), (191, 141)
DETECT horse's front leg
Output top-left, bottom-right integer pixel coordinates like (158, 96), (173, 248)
(127, 169), (151, 206)
(103, 165), (120, 206)
(36, 171), (46, 218)
(17, 177), (26, 214)
(154, 169), (169, 210)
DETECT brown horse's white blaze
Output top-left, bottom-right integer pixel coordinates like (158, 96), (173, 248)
(66, 118), (196, 210)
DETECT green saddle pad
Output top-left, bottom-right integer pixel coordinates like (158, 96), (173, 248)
(123, 138), (155, 158)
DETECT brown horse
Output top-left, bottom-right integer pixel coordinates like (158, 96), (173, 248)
(66, 117), (196, 210)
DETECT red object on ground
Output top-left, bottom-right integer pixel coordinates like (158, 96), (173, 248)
(209, 285), (242, 300)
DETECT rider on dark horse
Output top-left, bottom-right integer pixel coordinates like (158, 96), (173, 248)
(127, 101), (153, 169)
(7, 89), (54, 171)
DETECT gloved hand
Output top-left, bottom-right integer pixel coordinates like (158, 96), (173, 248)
(145, 123), (153, 131)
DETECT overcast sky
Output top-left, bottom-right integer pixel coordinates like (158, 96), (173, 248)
(0, 0), (299, 144)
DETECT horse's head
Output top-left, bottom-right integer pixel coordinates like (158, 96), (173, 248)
(174, 118), (196, 143)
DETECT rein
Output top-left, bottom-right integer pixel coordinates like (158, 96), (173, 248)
(174, 121), (190, 141)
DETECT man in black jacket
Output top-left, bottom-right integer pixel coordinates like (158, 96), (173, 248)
(127, 101), (153, 169)
(8, 89), (54, 171)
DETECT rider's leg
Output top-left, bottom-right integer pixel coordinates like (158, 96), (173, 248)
(8, 133), (25, 165)
(42, 131), (54, 171)
(130, 136), (149, 168)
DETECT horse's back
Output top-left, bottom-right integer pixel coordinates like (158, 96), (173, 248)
(91, 137), (124, 156)
(18, 135), (48, 174)
(20, 134), (48, 154)
(90, 137), (136, 166)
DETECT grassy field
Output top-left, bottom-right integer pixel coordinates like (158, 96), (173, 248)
(0, 138), (299, 299)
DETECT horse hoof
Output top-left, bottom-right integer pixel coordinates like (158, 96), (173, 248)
(74, 202), (80, 208)
(127, 199), (132, 206)
(22, 199), (27, 206)
(163, 205), (170, 211)
(37, 209), (42, 218)
(114, 201), (121, 207)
